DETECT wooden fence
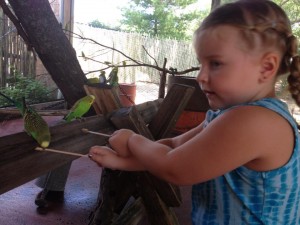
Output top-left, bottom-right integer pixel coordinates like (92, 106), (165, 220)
(0, 11), (36, 88)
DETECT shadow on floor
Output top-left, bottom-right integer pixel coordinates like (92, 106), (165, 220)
(0, 156), (192, 225)
(0, 157), (101, 225)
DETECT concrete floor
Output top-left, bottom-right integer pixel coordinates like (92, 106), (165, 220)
(0, 157), (101, 225)
(0, 156), (192, 225)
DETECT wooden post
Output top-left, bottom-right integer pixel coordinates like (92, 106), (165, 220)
(88, 83), (195, 225)
(84, 84), (122, 116)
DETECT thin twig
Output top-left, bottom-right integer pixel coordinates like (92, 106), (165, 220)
(142, 45), (158, 66)
(69, 30), (200, 75)
(35, 147), (88, 157)
(81, 128), (112, 137)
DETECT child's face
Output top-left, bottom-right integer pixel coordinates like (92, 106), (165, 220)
(195, 25), (267, 110)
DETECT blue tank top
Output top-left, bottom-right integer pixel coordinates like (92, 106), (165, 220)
(192, 98), (300, 225)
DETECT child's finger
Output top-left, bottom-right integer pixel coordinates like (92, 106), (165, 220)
(89, 145), (112, 155)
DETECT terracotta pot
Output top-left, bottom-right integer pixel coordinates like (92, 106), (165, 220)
(118, 83), (136, 107)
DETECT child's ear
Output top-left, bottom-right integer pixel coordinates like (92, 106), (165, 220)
(259, 52), (280, 82)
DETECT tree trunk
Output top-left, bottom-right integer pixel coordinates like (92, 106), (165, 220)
(7, 0), (87, 106)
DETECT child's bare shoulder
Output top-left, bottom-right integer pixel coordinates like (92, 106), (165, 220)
(212, 105), (294, 170)
(220, 105), (292, 129)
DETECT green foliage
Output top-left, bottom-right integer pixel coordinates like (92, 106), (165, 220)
(274, 0), (300, 38)
(218, 0), (300, 38)
(88, 19), (121, 31)
(0, 74), (52, 107)
(221, 0), (235, 4)
(120, 0), (203, 40)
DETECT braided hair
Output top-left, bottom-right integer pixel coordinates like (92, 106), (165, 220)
(194, 0), (300, 106)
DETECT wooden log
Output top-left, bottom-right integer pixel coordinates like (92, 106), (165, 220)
(132, 98), (163, 124)
(84, 84), (163, 120)
(110, 107), (182, 206)
(87, 84), (193, 225)
(84, 84), (122, 115)
(0, 100), (66, 121)
(111, 84), (195, 208)
(88, 170), (138, 225)
(146, 174), (182, 207)
(138, 173), (180, 225)
(148, 83), (195, 139)
(0, 108), (68, 117)
(0, 115), (114, 195)
(145, 83), (195, 207)
(0, 100), (162, 195)
(112, 197), (145, 225)
(0, 99), (162, 120)
(110, 106), (154, 140)
(109, 107), (180, 224)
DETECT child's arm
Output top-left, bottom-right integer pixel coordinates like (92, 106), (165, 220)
(89, 106), (293, 186)
(157, 121), (205, 148)
(126, 106), (294, 185)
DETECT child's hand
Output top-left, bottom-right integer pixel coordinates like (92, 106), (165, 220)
(89, 146), (119, 169)
(108, 129), (135, 157)
(89, 145), (145, 171)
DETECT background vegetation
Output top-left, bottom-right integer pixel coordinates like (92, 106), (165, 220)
(0, 72), (52, 106)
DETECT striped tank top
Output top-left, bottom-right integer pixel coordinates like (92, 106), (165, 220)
(192, 98), (300, 225)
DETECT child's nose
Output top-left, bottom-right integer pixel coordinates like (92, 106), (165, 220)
(196, 67), (207, 83)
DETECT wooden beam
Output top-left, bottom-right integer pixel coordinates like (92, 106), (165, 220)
(0, 100), (162, 195)
(84, 84), (122, 115)
(0, 108), (68, 116)
(110, 106), (154, 140)
(106, 84), (195, 224)
(148, 83), (195, 139)
(0, 115), (114, 195)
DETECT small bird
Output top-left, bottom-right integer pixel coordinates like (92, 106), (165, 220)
(87, 77), (100, 84)
(0, 92), (51, 148)
(63, 95), (95, 122)
(107, 67), (119, 86)
(23, 99), (51, 148)
(99, 71), (106, 84)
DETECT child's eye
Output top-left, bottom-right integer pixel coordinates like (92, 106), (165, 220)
(210, 60), (222, 69)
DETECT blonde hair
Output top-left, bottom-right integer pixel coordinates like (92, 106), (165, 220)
(195, 0), (300, 106)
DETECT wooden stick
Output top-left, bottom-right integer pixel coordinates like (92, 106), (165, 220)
(35, 147), (88, 158)
(82, 128), (112, 137)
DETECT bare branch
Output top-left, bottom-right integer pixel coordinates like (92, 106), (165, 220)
(142, 45), (159, 66)
(71, 31), (200, 76)
(72, 31), (143, 65)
